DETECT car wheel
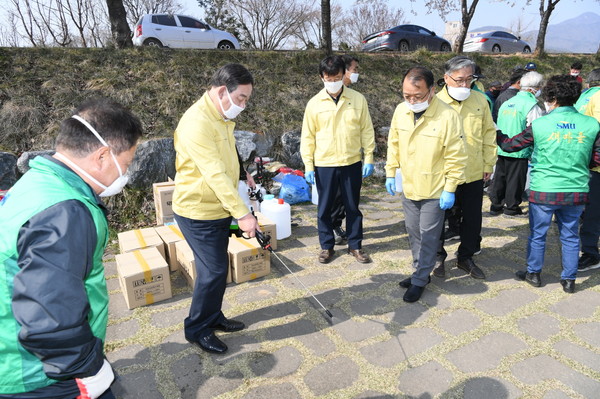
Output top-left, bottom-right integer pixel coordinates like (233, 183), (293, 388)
(492, 44), (501, 53)
(218, 40), (235, 50)
(441, 43), (451, 52)
(143, 38), (162, 47)
(523, 46), (531, 53)
(398, 40), (409, 52)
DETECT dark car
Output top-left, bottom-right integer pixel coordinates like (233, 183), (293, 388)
(361, 24), (452, 52)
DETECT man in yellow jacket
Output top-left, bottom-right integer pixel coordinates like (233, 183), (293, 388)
(172, 64), (258, 354)
(301, 55), (376, 264)
(386, 66), (467, 302)
(435, 56), (498, 280)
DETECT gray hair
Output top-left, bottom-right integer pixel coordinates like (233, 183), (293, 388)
(444, 56), (475, 75)
(520, 71), (544, 90)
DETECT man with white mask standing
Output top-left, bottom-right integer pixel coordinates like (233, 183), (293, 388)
(0, 98), (142, 398)
(172, 64), (259, 354)
(301, 55), (375, 264)
(386, 66), (467, 302)
(434, 56), (497, 280)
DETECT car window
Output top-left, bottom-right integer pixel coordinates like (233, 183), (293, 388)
(417, 27), (431, 35)
(401, 26), (416, 32)
(178, 16), (208, 29)
(505, 33), (517, 40)
(152, 15), (177, 27)
(491, 32), (502, 37)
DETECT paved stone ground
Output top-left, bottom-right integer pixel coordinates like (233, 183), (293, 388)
(103, 185), (600, 399)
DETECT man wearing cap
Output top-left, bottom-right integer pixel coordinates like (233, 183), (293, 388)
(525, 62), (537, 71)
(485, 81), (503, 108)
(489, 71), (545, 217)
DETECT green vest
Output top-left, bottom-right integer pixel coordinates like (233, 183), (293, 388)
(0, 156), (109, 394)
(530, 107), (600, 193)
(472, 83), (493, 110)
(497, 91), (538, 159)
(574, 86), (600, 114)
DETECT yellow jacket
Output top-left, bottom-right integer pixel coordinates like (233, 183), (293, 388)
(437, 86), (498, 183)
(585, 90), (600, 172)
(172, 92), (249, 220)
(301, 87), (375, 172)
(385, 96), (467, 200)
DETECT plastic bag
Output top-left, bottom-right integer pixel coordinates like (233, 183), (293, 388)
(273, 172), (311, 204)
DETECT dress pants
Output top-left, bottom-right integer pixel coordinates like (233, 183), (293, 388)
(315, 161), (363, 250)
(331, 186), (346, 229)
(174, 213), (231, 340)
(528, 203), (583, 280)
(489, 156), (529, 213)
(581, 171), (600, 257)
(402, 197), (445, 287)
(439, 180), (484, 261)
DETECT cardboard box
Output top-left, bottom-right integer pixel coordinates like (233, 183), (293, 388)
(116, 247), (172, 309)
(154, 225), (185, 272)
(153, 181), (175, 225)
(255, 211), (277, 250)
(156, 213), (175, 226)
(118, 228), (165, 260)
(228, 236), (270, 283)
(175, 240), (232, 287)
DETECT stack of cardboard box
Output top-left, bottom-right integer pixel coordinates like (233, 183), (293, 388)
(114, 181), (277, 309)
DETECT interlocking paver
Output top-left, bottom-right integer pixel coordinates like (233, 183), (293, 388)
(474, 288), (540, 316)
(360, 328), (442, 368)
(446, 332), (527, 372)
(438, 309), (482, 335)
(573, 322), (600, 347)
(240, 383), (302, 399)
(517, 313), (561, 341)
(550, 291), (600, 319)
(462, 377), (522, 399)
(397, 360), (453, 397)
(303, 356), (360, 396)
(249, 346), (303, 377)
(553, 340), (600, 371)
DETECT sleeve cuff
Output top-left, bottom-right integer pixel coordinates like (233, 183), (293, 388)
(443, 181), (458, 193)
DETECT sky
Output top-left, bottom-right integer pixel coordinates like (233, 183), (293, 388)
(180, 0), (599, 36)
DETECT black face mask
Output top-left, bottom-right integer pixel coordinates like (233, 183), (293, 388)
(490, 89), (500, 96)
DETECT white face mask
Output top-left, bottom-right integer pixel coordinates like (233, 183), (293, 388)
(58, 115), (129, 197)
(571, 72), (580, 77)
(447, 86), (471, 101)
(406, 90), (432, 113)
(544, 102), (555, 112)
(219, 88), (245, 120)
(323, 79), (344, 94)
(535, 89), (542, 98)
(349, 73), (359, 84)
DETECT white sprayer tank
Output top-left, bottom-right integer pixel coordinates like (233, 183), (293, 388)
(261, 198), (291, 240)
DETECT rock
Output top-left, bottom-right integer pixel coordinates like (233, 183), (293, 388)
(280, 130), (303, 170)
(372, 160), (387, 178)
(127, 138), (176, 189)
(234, 131), (257, 162)
(17, 151), (55, 174)
(378, 126), (390, 138)
(0, 152), (18, 189)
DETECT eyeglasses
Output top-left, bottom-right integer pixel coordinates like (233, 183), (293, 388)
(446, 74), (474, 87)
(402, 92), (430, 103)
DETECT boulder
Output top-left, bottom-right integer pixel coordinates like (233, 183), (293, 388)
(17, 150), (55, 174)
(0, 152), (18, 189)
(234, 130), (257, 162)
(127, 138), (176, 189)
(280, 130), (303, 170)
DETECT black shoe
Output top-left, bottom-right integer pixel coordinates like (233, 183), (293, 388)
(432, 258), (445, 278)
(188, 332), (228, 354)
(444, 229), (460, 242)
(456, 258), (486, 279)
(578, 253), (600, 272)
(560, 279), (575, 293)
(489, 208), (503, 216)
(213, 318), (245, 333)
(503, 208), (528, 218)
(333, 227), (347, 245)
(515, 270), (541, 287)
(399, 275), (430, 288)
(403, 284), (425, 303)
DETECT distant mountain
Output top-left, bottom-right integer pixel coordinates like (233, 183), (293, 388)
(469, 12), (600, 53)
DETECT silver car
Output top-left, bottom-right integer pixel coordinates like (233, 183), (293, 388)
(463, 31), (531, 53)
(133, 14), (239, 49)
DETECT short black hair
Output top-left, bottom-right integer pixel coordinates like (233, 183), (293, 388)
(210, 63), (254, 93)
(509, 68), (527, 85)
(403, 66), (434, 89)
(587, 68), (600, 87)
(541, 75), (582, 107)
(571, 62), (583, 70)
(56, 98), (142, 156)
(319, 55), (345, 77)
(341, 54), (359, 69)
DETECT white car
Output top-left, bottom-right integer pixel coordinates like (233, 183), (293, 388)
(133, 14), (239, 49)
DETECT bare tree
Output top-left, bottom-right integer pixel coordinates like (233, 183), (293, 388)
(534, 0), (560, 56)
(509, 15), (534, 39)
(341, 0), (406, 49)
(321, 0), (332, 54)
(106, 0), (133, 47)
(228, 0), (311, 49)
(0, 13), (22, 46)
(124, 0), (181, 28)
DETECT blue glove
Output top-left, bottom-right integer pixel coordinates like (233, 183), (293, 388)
(385, 177), (396, 196)
(305, 171), (315, 185)
(362, 163), (374, 178)
(439, 190), (455, 210)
